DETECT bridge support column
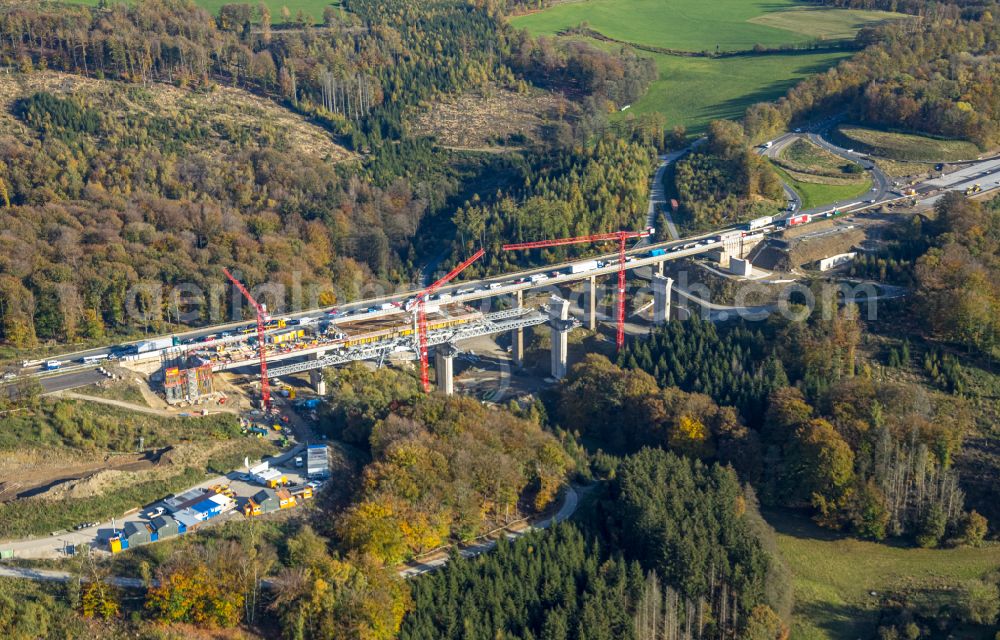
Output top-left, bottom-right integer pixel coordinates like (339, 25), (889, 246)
(653, 275), (673, 324)
(587, 276), (597, 331)
(435, 344), (457, 395)
(549, 296), (573, 380)
(309, 351), (326, 395)
(657, 260), (666, 277)
(512, 290), (524, 368)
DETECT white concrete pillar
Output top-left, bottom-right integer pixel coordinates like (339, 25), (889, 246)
(548, 296), (572, 380)
(653, 275), (673, 324)
(309, 350), (327, 395)
(512, 289), (524, 368)
(435, 345), (456, 395)
(587, 275), (597, 331)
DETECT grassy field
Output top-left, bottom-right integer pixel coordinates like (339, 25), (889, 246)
(748, 7), (906, 40)
(837, 125), (983, 162)
(619, 50), (851, 134)
(769, 510), (1000, 640)
(511, 0), (904, 52)
(774, 165), (872, 209)
(781, 138), (859, 175)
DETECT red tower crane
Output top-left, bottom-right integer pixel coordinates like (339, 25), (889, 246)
(223, 268), (272, 413)
(413, 248), (485, 392)
(503, 228), (654, 349)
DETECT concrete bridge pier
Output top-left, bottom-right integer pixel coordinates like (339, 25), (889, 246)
(435, 344), (458, 395)
(587, 275), (597, 331)
(512, 289), (524, 368)
(549, 295), (573, 380)
(309, 350), (327, 395)
(657, 260), (666, 277)
(653, 275), (673, 324)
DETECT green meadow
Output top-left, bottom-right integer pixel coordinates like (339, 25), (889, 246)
(511, 0), (904, 52)
(769, 511), (1000, 640)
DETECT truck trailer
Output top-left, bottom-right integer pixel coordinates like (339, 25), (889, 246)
(747, 215), (774, 231)
(136, 337), (176, 354)
(568, 260), (599, 274)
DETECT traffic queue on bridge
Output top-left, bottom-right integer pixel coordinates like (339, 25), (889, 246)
(49, 203), (883, 375)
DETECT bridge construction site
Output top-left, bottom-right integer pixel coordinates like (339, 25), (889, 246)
(13, 207), (897, 411)
(97, 226), (760, 408)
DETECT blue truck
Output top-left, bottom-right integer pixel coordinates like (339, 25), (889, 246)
(648, 248), (667, 258)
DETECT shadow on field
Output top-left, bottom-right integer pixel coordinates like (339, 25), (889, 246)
(762, 508), (848, 542)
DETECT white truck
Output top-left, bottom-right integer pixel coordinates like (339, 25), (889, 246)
(568, 260), (599, 274)
(747, 215), (774, 231)
(136, 337), (174, 354)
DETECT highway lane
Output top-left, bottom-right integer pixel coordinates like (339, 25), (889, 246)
(11, 128), (998, 389)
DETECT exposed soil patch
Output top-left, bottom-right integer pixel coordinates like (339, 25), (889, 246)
(0, 447), (170, 503)
(407, 83), (576, 150)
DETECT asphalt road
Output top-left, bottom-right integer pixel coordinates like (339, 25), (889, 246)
(761, 126), (891, 219)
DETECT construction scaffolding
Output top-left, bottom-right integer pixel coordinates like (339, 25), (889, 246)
(164, 364), (215, 404)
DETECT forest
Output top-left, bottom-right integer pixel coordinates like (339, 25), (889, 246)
(604, 303), (986, 548)
(846, 193), (1000, 356)
(0, 0), (660, 350)
(450, 136), (656, 274)
(672, 120), (785, 228)
(743, 0), (1000, 147)
(402, 449), (786, 640)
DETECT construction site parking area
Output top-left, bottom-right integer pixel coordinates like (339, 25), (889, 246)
(0, 445), (326, 559)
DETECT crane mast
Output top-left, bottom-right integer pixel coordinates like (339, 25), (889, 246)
(503, 228), (654, 349)
(415, 248), (485, 392)
(223, 269), (273, 413)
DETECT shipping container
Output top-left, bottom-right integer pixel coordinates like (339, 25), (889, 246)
(276, 488), (297, 509)
(648, 249), (667, 258)
(307, 444), (330, 479)
(786, 214), (811, 227)
(269, 329), (304, 345)
(747, 215), (774, 231)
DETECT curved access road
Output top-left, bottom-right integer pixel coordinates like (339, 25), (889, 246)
(760, 127), (891, 219)
(397, 483), (581, 578)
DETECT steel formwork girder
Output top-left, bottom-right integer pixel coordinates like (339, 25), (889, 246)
(265, 310), (546, 379)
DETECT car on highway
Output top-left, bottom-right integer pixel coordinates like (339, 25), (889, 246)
(794, 128), (802, 133)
